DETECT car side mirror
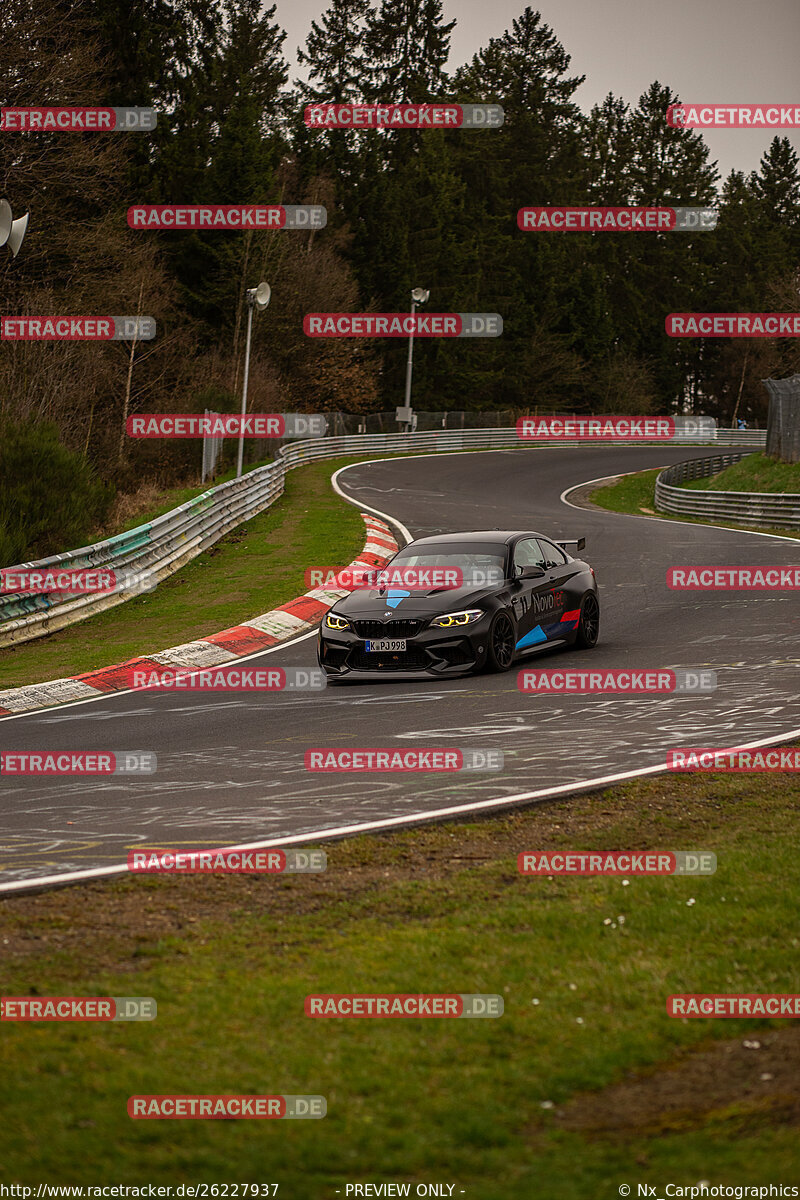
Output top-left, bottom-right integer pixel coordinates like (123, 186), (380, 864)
(519, 565), (545, 579)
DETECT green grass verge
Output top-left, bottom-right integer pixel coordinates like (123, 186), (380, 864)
(0, 457), (370, 689)
(590, 467), (799, 540)
(2, 765), (800, 1192)
(682, 452), (800, 494)
(113, 458), (276, 533)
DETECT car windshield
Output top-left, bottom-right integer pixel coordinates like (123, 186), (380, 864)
(391, 543), (507, 576)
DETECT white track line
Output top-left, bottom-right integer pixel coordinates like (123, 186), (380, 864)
(0, 465), (408, 727)
(331, 463), (413, 544)
(0, 629), (320, 723)
(4, 451), (798, 894)
(0, 492), (399, 722)
(3, 725), (799, 894)
(560, 472), (800, 542)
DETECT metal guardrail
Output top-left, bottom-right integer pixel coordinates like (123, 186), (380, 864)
(655, 452), (800, 529)
(0, 425), (769, 647)
(714, 429), (770, 446)
(279, 426), (766, 465)
(0, 462), (287, 646)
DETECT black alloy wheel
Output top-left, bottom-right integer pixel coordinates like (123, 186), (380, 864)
(574, 592), (600, 649)
(486, 611), (515, 671)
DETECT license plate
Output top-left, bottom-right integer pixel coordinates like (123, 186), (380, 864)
(365, 639), (407, 652)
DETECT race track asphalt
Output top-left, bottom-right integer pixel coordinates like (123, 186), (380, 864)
(1, 445), (798, 890)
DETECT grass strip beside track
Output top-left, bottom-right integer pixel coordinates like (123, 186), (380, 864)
(681, 452), (800, 494)
(590, 467), (800, 539)
(113, 458), (277, 533)
(0, 458), (370, 689)
(1, 765), (799, 1193)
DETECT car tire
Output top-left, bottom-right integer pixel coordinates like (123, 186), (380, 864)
(485, 611), (516, 672)
(574, 592), (600, 649)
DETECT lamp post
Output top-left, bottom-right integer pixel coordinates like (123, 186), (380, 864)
(402, 286), (429, 431)
(236, 281), (271, 479)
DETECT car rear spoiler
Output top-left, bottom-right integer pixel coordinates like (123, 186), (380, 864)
(557, 537), (586, 555)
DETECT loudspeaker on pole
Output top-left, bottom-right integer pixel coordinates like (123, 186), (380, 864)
(0, 199), (29, 257)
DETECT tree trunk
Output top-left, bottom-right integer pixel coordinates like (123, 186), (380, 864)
(118, 278), (144, 465)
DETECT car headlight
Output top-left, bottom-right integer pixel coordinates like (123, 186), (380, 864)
(325, 612), (351, 631)
(431, 609), (484, 628)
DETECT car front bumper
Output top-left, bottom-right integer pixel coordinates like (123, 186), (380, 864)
(317, 619), (491, 677)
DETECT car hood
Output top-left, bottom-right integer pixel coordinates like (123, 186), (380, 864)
(332, 584), (499, 618)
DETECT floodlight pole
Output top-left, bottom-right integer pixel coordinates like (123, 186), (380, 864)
(236, 282), (270, 479)
(404, 301), (418, 419)
(403, 287), (429, 432)
(236, 295), (255, 479)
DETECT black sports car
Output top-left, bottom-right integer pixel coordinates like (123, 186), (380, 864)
(317, 530), (599, 679)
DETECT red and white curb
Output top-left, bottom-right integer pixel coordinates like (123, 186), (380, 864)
(0, 514), (397, 717)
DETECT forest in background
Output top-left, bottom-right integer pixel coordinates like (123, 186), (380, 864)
(1, 0), (799, 559)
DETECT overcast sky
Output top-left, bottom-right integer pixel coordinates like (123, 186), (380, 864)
(276, 0), (800, 182)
